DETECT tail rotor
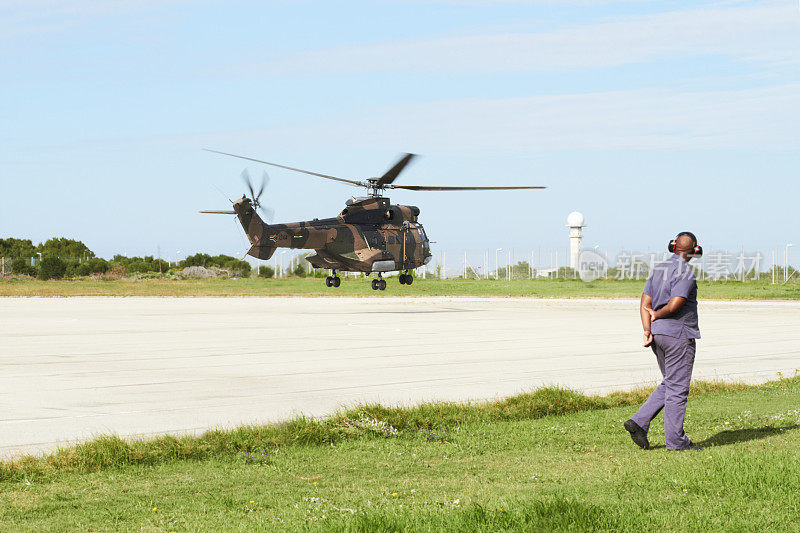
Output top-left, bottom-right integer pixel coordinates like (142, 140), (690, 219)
(240, 168), (275, 222)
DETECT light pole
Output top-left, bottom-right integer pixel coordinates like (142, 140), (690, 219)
(786, 244), (793, 283)
(495, 248), (502, 280)
(280, 250), (287, 278)
(530, 250), (534, 279)
(772, 250), (776, 285)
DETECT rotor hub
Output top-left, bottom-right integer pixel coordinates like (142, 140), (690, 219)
(366, 178), (385, 197)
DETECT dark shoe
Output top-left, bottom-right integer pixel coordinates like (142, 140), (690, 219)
(674, 443), (703, 451)
(624, 419), (650, 449)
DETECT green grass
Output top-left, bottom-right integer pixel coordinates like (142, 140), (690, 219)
(1, 276), (798, 299)
(2, 377), (799, 531)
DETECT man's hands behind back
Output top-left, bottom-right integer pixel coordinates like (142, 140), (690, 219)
(643, 329), (653, 347)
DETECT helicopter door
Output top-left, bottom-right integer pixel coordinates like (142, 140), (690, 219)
(402, 227), (418, 268)
(402, 228), (407, 268)
(364, 230), (382, 250)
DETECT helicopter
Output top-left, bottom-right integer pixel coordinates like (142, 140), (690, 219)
(201, 150), (545, 290)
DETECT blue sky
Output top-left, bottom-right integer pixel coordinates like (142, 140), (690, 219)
(1, 0), (799, 265)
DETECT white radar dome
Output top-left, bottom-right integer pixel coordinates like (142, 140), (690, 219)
(566, 211), (585, 227)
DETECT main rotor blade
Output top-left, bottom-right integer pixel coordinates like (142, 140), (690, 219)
(258, 205), (275, 223)
(211, 182), (232, 203)
(391, 185), (546, 191)
(205, 149), (364, 187)
(240, 168), (255, 199)
(376, 153), (416, 185)
(200, 210), (237, 214)
(256, 170), (269, 201)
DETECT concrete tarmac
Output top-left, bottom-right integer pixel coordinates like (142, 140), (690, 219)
(1, 296), (798, 457)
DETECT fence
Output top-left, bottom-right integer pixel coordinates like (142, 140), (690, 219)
(245, 245), (798, 284)
(4, 245), (797, 284)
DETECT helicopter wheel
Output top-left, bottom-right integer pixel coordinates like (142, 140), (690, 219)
(332, 276), (341, 288)
(371, 279), (379, 291)
(325, 276), (333, 287)
(398, 274), (406, 285)
(406, 275), (413, 285)
(379, 279), (387, 291)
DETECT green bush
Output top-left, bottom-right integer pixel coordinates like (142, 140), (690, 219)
(181, 253), (213, 267)
(180, 253), (251, 277)
(222, 259), (251, 277)
(76, 258), (109, 276)
(110, 255), (168, 274)
(38, 256), (67, 280)
(37, 237), (94, 260)
(11, 257), (36, 276)
(0, 238), (36, 259)
(64, 261), (79, 278)
(258, 265), (275, 278)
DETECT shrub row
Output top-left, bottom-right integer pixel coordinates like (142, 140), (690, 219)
(6, 254), (255, 280)
(11, 256), (111, 280)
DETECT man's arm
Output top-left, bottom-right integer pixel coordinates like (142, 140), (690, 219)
(648, 273), (693, 321)
(640, 293), (654, 347)
(650, 296), (686, 320)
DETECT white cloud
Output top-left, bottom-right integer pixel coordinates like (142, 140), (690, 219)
(257, 1), (800, 74)
(219, 83), (800, 152)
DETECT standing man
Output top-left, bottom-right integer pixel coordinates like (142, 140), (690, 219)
(624, 232), (703, 451)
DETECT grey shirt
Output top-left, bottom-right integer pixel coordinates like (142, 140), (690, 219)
(643, 254), (700, 339)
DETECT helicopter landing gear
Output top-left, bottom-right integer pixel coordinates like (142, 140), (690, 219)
(325, 271), (341, 288)
(399, 271), (414, 285)
(371, 274), (386, 291)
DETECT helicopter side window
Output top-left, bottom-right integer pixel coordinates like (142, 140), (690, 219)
(387, 236), (394, 244)
(419, 228), (429, 242)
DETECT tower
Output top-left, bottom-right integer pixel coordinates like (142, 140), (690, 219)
(566, 211), (586, 271)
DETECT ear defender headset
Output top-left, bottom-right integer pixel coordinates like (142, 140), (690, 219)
(668, 231), (703, 257)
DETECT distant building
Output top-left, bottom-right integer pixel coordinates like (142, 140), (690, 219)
(566, 211), (586, 271)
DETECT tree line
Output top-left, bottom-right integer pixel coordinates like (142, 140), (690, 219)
(0, 238), (252, 280)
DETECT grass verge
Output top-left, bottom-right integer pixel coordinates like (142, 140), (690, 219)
(1, 277), (799, 299)
(3, 376), (799, 531)
(0, 378), (770, 481)
(2, 377), (799, 531)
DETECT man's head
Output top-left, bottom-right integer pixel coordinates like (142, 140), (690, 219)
(670, 231), (702, 261)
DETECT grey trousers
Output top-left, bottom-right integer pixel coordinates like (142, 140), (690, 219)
(631, 334), (696, 450)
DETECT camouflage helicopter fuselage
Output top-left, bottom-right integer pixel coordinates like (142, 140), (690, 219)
(234, 195), (432, 273)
